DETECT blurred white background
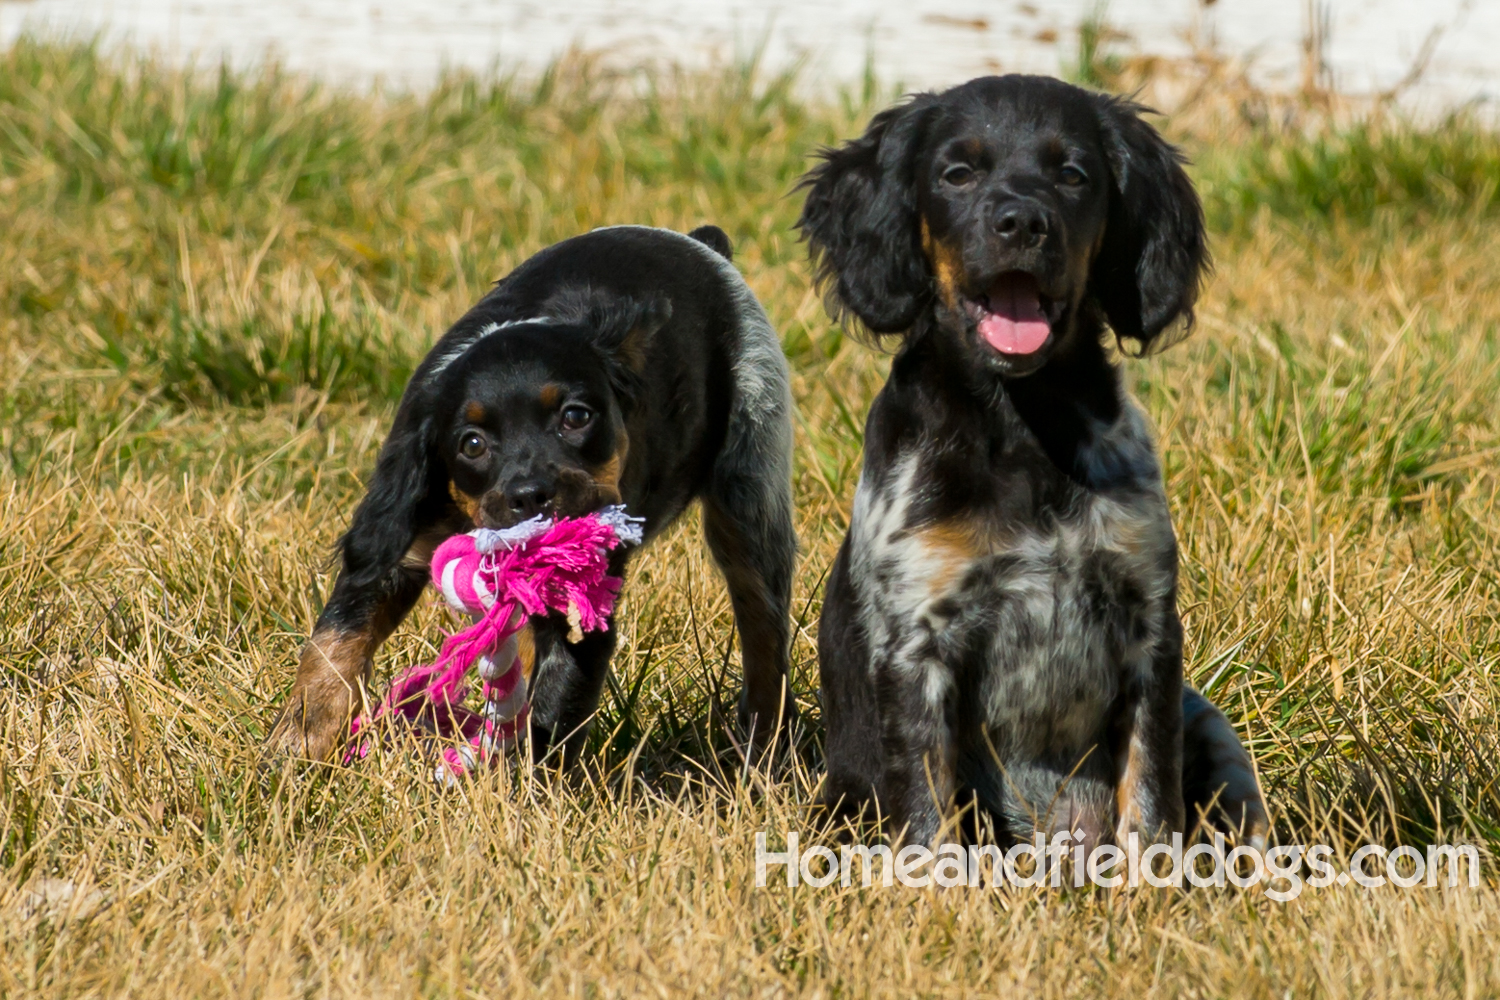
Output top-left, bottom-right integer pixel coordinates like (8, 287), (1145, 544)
(0, 0), (1492, 108)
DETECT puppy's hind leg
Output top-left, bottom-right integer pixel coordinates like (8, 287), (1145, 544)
(701, 293), (797, 755)
(702, 463), (797, 754)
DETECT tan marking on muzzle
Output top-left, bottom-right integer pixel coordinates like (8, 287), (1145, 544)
(589, 430), (629, 505)
(449, 480), (481, 521)
(921, 216), (967, 312)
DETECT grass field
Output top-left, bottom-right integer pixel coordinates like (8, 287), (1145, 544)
(3, 37), (1500, 997)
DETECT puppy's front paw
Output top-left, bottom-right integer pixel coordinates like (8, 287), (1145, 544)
(263, 697), (349, 763)
(262, 630), (372, 762)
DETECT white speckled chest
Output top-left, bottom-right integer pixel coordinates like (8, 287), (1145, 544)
(848, 446), (1177, 758)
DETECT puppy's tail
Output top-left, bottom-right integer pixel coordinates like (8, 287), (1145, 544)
(687, 225), (733, 261)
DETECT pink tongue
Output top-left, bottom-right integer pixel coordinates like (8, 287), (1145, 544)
(978, 277), (1050, 355)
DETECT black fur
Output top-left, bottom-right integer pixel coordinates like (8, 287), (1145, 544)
(799, 76), (1266, 850)
(797, 98), (940, 334)
(798, 77), (1207, 354)
(1091, 95), (1210, 351)
(268, 225), (798, 765)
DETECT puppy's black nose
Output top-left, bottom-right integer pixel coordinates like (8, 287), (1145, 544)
(505, 480), (555, 519)
(994, 201), (1049, 248)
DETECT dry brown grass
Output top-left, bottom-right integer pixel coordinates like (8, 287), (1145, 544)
(2, 39), (1499, 998)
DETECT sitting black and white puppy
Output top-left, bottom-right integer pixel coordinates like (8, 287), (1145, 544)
(798, 76), (1267, 849)
(266, 225), (797, 766)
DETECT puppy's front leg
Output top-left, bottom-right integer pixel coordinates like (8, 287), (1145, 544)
(878, 652), (956, 847)
(1114, 613), (1186, 843)
(266, 394), (458, 761)
(266, 560), (429, 761)
(526, 619), (619, 768)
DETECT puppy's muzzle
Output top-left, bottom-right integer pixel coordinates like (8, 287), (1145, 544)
(474, 477), (557, 528)
(477, 467), (621, 528)
(504, 478), (555, 520)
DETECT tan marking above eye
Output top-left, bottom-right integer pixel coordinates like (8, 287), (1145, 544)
(539, 383), (564, 409)
(464, 401), (486, 423)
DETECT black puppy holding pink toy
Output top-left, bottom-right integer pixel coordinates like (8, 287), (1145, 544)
(267, 225), (797, 768)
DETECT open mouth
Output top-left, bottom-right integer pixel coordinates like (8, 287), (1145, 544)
(962, 272), (1060, 356)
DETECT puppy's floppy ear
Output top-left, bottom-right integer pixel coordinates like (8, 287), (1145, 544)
(338, 397), (445, 587)
(593, 295), (672, 376)
(549, 288), (673, 408)
(1091, 96), (1211, 353)
(797, 95), (939, 337)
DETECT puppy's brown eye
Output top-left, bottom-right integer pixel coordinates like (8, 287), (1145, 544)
(1060, 165), (1087, 186)
(459, 432), (487, 459)
(942, 164), (976, 186)
(560, 405), (594, 431)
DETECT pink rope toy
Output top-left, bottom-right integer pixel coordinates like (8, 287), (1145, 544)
(347, 505), (644, 780)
